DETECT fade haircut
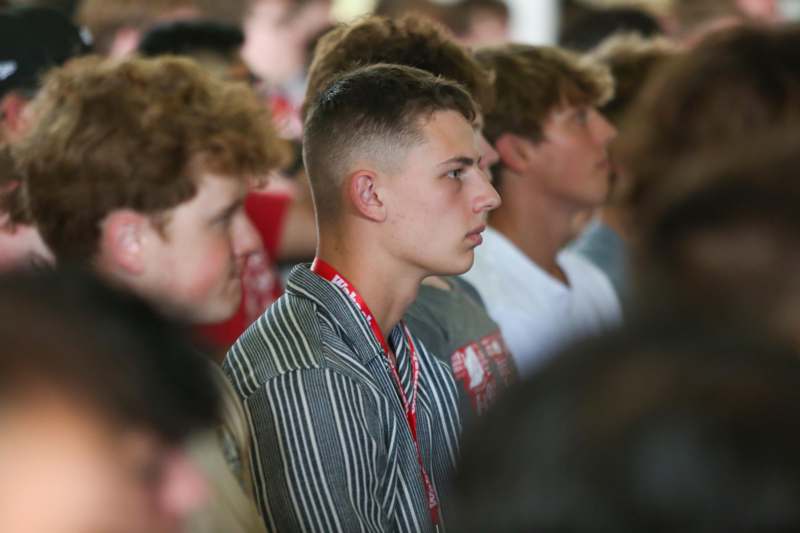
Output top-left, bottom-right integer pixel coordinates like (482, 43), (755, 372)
(476, 43), (613, 145)
(617, 24), (800, 208)
(305, 14), (494, 119)
(303, 63), (477, 222)
(0, 268), (218, 442)
(14, 55), (286, 263)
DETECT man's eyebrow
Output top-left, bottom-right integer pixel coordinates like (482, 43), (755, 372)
(438, 156), (476, 167)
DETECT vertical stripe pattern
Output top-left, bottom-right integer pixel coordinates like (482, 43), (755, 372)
(223, 265), (462, 532)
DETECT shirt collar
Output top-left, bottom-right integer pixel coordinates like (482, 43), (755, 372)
(286, 263), (410, 365)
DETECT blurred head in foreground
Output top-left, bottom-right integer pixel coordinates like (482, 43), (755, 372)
(631, 131), (800, 347)
(453, 318), (800, 532)
(0, 269), (219, 533)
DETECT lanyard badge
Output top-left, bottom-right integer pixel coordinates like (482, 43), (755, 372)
(311, 258), (441, 526)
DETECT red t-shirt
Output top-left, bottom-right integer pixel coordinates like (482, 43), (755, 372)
(198, 191), (291, 349)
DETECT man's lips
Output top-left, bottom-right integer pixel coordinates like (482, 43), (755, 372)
(466, 224), (486, 245)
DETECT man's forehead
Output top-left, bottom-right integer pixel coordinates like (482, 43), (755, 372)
(416, 110), (480, 157)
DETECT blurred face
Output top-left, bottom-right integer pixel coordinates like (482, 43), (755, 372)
(475, 113), (500, 174)
(139, 174), (262, 324)
(242, 0), (332, 85)
(524, 105), (617, 211)
(0, 397), (207, 533)
(383, 110), (501, 275)
(460, 9), (510, 47)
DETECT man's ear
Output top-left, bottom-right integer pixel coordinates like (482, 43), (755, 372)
(495, 133), (535, 174)
(346, 169), (386, 222)
(100, 210), (148, 275)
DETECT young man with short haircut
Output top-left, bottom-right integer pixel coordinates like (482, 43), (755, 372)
(14, 55), (285, 533)
(464, 44), (621, 375)
(305, 14), (517, 419)
(224, 64), (500, 532)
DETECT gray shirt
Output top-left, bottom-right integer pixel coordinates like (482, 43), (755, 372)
(405, 277), (517, 422)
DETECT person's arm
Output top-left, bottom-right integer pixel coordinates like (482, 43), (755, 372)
(245, 368), (395, 532)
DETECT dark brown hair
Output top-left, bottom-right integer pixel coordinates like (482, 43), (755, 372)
(14, 55), (286, 262)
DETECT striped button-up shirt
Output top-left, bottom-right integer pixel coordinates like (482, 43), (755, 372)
(224, 264), (462, 532)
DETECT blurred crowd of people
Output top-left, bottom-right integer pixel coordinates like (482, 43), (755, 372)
(2, 0), (800, 532)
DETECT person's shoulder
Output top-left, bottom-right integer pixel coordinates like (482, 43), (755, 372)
(561, 249), (612, 282)
(560, 250), (621, 309)
(223, 292), (332, 392)
(227, 288), (396, 397)
(450, 276), (486, 307)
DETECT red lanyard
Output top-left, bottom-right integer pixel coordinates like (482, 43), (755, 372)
(311, 258), (441, 526)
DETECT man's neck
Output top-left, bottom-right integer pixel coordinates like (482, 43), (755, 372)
(316, 237), (423, 339)
(490, 177), (580, 284)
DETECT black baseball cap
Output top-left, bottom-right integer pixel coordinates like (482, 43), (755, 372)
(0, 6), (92, 97)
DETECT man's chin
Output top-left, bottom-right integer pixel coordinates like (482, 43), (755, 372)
(431, 251), (475, 277)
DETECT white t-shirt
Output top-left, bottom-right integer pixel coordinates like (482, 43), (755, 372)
(462, 227), (622, 376)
